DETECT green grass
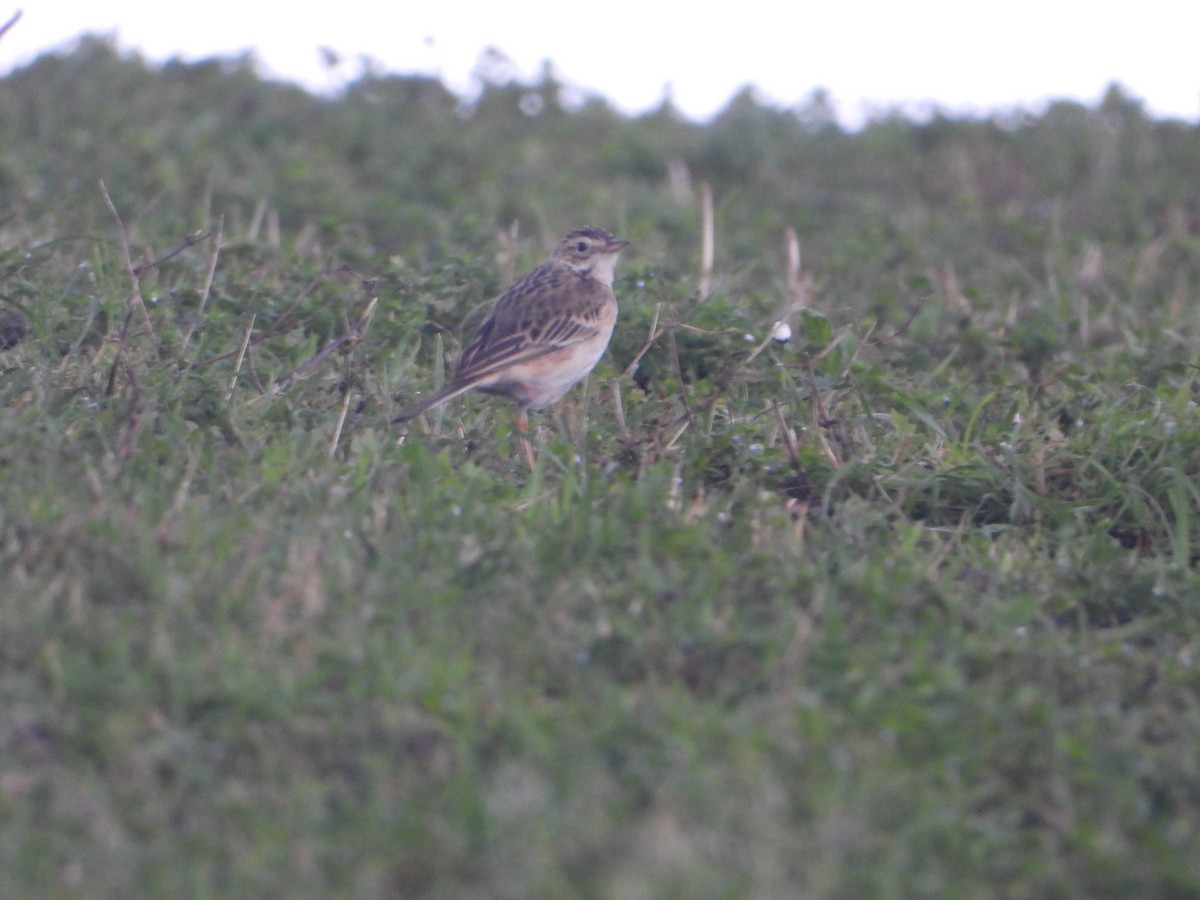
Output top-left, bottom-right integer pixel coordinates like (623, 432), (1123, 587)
(1, 39), (1199, 897)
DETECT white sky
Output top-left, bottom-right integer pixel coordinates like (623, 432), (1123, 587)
(2, 2), (1198, 126)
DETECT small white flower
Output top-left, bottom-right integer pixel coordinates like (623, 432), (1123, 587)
(771, 321), (792, 343)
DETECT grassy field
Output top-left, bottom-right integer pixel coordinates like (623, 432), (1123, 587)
(2, 39), (1200, 897)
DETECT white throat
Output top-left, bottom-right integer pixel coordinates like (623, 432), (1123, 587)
(587, 252), (621, 287)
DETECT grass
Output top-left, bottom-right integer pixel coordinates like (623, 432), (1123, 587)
(1, 39), (1200, 898)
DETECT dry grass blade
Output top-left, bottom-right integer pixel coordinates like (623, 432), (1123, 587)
(785, 228), (802, 301)
(772, 398), (802, 468)
(330, 296), (379, 457)
(620, 301), (663, 380)
(181, 216), (224, 354)
(609, 379), (629, 440)
(130, 230), (210, 278)
(99, 179), (154, 338)
(329, 377), (355, 458)
(698, 182), (714, 298)
(279, 296), (379, 389)
(226, 313), (257, 402)
(105, 308), (136, 397)
(282, 299), (377, 388)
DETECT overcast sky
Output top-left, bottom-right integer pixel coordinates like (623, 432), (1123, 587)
(3, 2), (1197, 126)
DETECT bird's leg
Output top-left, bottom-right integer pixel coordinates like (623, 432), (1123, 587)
(515, 407), (536, 472)
(520, 436), (536, 472)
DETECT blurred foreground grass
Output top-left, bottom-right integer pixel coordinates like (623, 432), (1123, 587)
(1, 38), (1199, 897)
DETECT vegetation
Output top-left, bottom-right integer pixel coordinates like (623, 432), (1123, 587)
(2, 36), (1199, 897)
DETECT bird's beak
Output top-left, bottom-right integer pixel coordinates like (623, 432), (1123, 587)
(605, 238), (631, 252)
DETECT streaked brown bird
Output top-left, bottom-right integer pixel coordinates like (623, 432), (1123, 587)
(394, 226), (629, 430)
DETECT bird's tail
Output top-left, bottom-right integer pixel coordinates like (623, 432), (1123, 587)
(392, 380), (477, 423)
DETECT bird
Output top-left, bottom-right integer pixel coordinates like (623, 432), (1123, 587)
(394, 226), (630, 432)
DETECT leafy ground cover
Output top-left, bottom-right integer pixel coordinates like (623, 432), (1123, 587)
(1, 38), (1199, 897)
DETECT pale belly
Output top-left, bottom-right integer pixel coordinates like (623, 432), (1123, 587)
(476, 314), (616, 410)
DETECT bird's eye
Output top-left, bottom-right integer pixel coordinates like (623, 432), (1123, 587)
(576, 241), (588, 252)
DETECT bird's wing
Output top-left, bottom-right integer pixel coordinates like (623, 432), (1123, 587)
(453, 263), (609, 384)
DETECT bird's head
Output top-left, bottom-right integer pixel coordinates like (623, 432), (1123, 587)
(552, 227), (630, 285)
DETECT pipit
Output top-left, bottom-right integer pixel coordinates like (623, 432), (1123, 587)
(394, 226), (630, 431)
